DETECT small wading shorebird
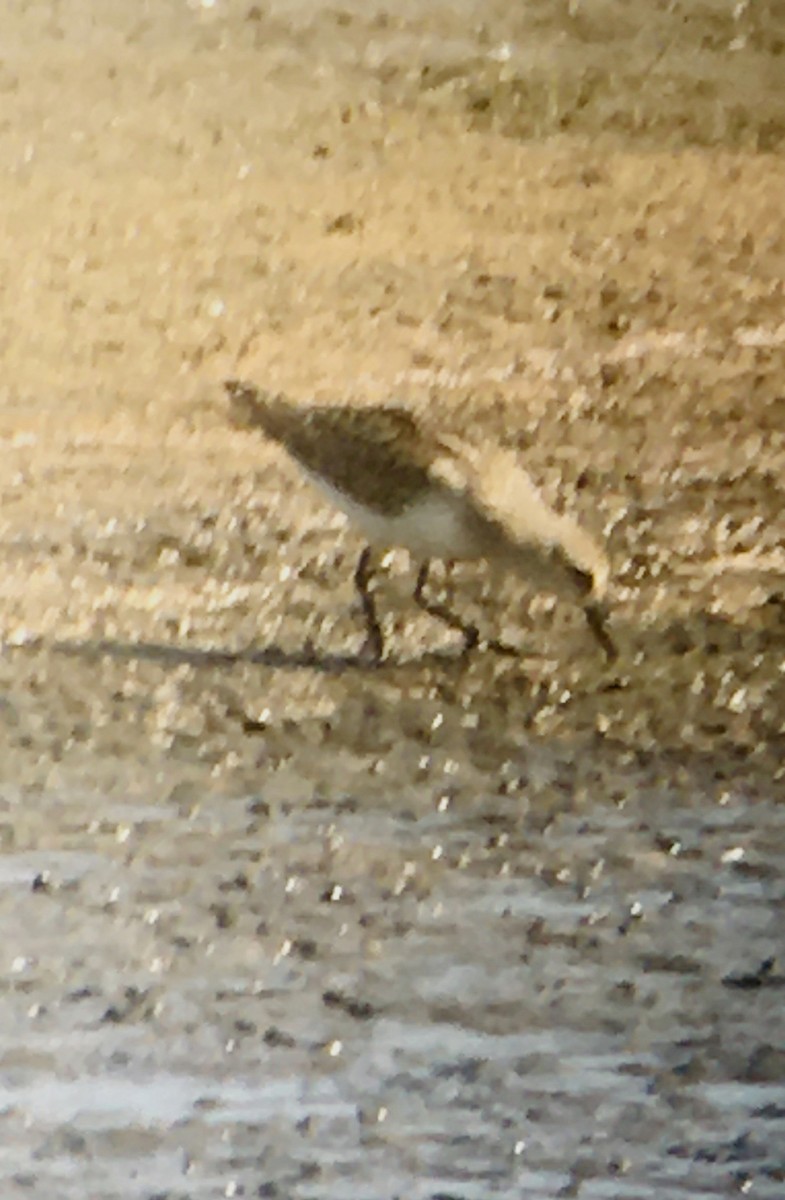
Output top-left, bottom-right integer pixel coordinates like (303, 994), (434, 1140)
(226, 381), (617, 665)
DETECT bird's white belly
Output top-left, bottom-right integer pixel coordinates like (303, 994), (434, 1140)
(313, 479), (481, 560)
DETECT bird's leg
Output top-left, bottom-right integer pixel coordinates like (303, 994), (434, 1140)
(354, 545), (384, 664)
(583, 601), (618, 663)
(413, 561), (480, 654)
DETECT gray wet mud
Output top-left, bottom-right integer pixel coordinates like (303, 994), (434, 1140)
(2, 0), (785, 1197)
(1, 602), (784, 1198)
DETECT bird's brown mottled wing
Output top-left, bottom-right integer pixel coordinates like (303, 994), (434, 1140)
(226, 380), (445, 515)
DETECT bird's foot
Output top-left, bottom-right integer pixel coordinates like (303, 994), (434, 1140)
(482, 635), (519, 658)
(358, 628), (384, 667)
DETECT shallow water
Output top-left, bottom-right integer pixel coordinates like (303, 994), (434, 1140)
(0, 764), (782, 1199)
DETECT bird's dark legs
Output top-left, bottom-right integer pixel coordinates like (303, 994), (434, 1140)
(355, 553), (615, 665)
(413, 561), (481, 654)
(583, 601), (618, 663)
(354, 545), (384, 663)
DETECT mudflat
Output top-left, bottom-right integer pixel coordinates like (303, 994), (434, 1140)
(1, 3), (784, 1197)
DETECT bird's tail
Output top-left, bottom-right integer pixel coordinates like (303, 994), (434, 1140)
(225, 379), (297, 442)
(225, 379), (273, 427)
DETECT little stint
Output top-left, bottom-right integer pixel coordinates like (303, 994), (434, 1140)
(226, 380), (616, 664)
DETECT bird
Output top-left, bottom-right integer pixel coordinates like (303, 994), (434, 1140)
(225, 380), (617, 665)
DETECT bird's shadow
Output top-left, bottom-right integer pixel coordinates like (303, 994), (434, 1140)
(17, 599), (785, 684)
(44, 635), (459, 675)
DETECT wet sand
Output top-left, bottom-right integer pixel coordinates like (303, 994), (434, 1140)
(1, 1), (784, 1196)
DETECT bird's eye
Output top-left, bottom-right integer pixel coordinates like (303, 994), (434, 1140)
(568, 564), (594, 596)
